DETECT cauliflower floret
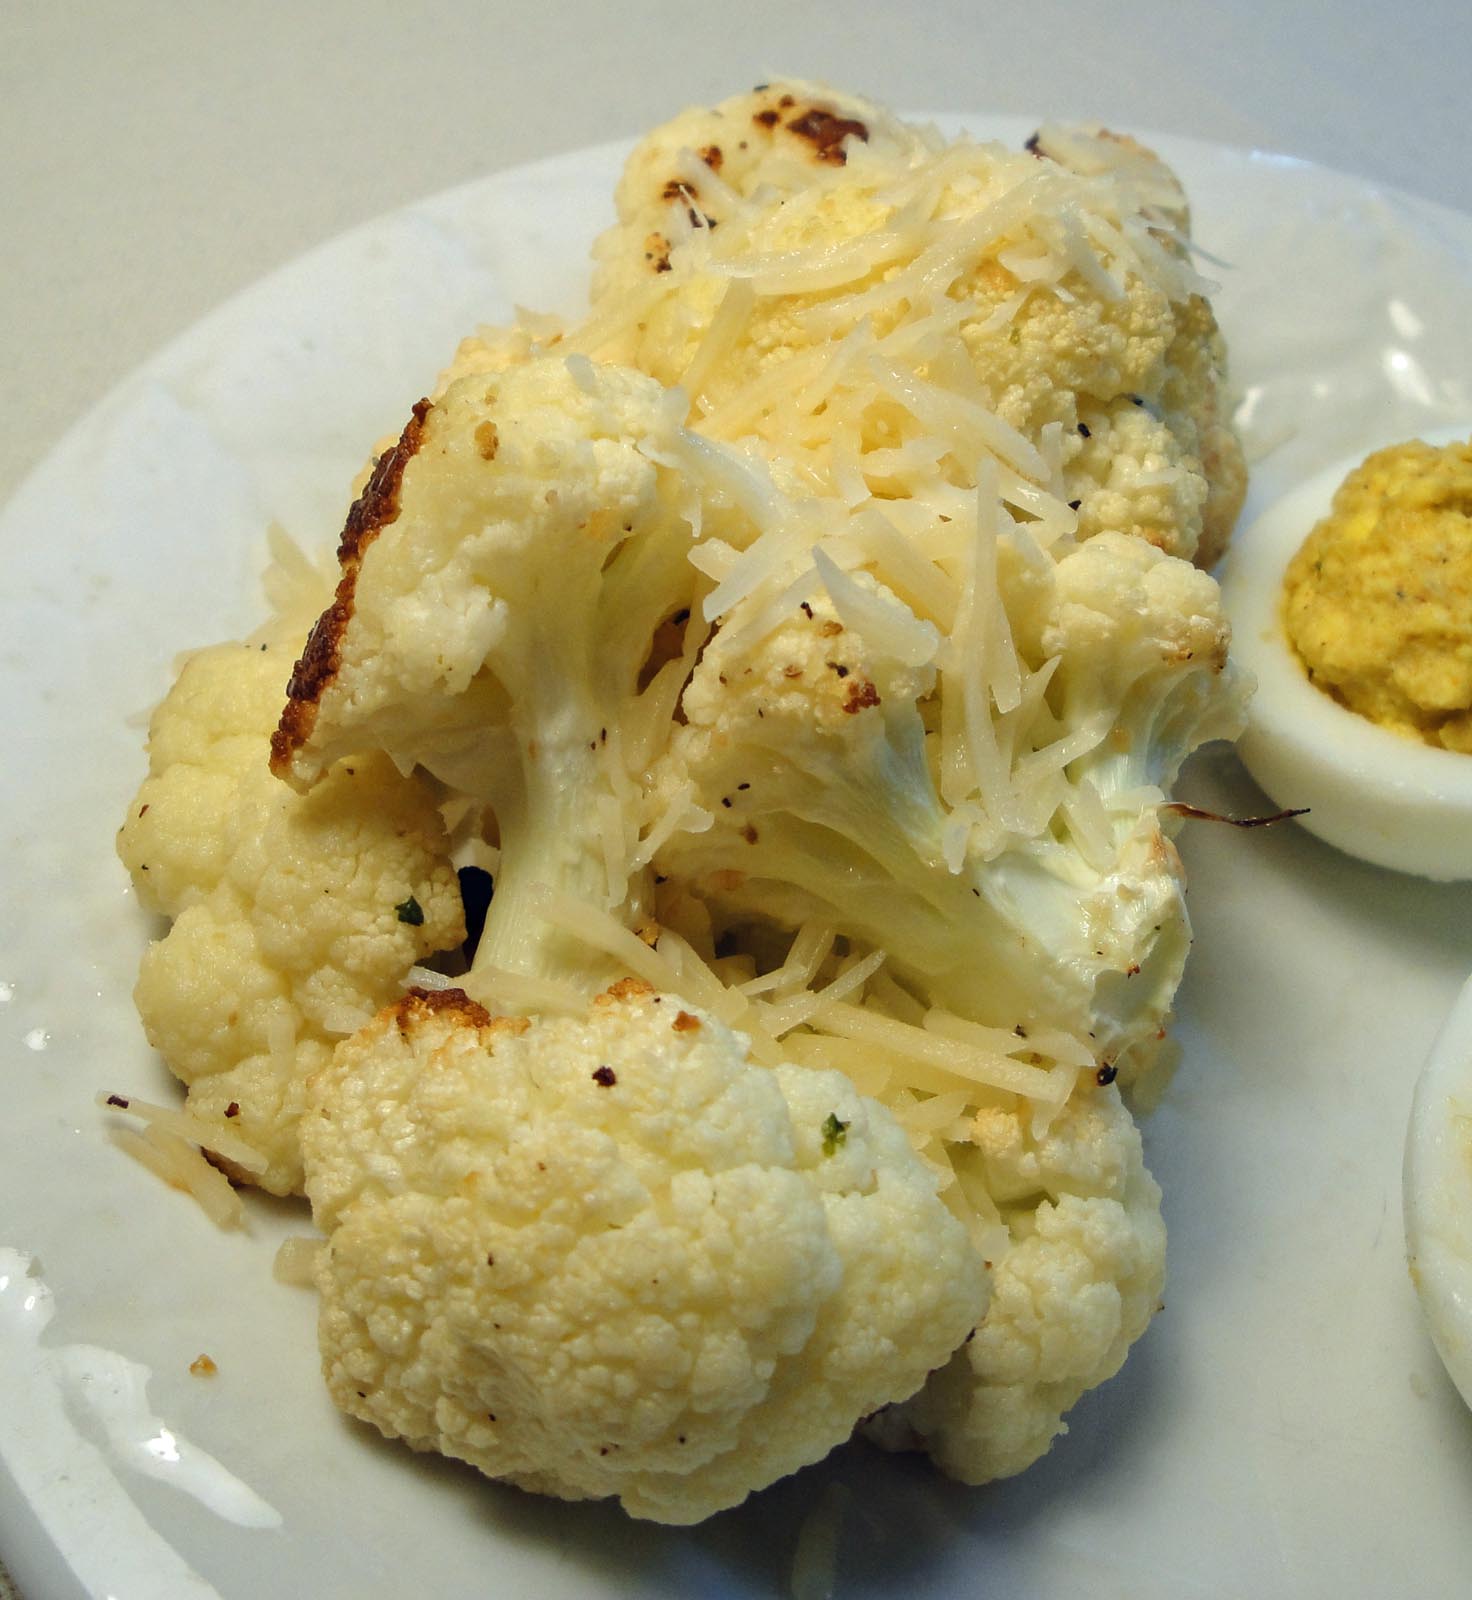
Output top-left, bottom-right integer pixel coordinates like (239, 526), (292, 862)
(589, 79), (921, 320)
(1065, 313), (1245, 566)
(1067, 394), (1209, 554)
(1044, 528), (1245, 803)
(865, 1086), (1163, 1481)
(117, 631), (463, 1194)
(578, 81), (1244, 566)
(654, 533), (1245, 1086)
(1158, 293), (1247, 568)
(1014, 124), (1244, 566)
(303, 981), (986, 1523)
(271, 353), (714, 990)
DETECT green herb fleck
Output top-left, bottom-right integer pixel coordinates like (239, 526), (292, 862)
(395, 895), (425, 926)
(821, 1112), (849, 1156)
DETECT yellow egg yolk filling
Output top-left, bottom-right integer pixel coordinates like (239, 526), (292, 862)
(1283, 437), (1472, 754)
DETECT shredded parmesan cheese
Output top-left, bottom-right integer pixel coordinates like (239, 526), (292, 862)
(97, 1091), (267, 1175)
(108, 1124), (245, 1230)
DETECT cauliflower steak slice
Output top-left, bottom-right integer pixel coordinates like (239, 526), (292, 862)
(271, 352), (712, 988)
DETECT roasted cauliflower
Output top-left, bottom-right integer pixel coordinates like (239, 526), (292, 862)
(117, 78), (1251, 1517)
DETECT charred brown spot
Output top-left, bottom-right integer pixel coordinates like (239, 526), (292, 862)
(106, 1094), (130, 1109)
(338, 403), (430, 565)
(700, 144), (723, 171)
(404, 985), (488, 1019)
(474, 420), (499, 460)
(271, 400), (431, 773)
(843, 680), (881, 714)
(741, 824), (759, 844)
(644, 231), (672, 273)
(786, 109), (869, 165)
(753, 108), (779, 128)
(600, 975), (656, 1004)
(592, 1065), (618, 1086)
(662, 178), (694, 202)
(224, 1102), (240, 1118)
(400, 985), (496, 1031)
(672, 1011), (701, 1033)
(1096, 1063), (1119, 1086)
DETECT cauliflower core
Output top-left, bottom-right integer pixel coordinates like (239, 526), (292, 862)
(271, 353), (707, 987)
(303, 983), (986, 1523)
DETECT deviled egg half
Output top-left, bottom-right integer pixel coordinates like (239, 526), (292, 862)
(1217, 426), (1472, 882)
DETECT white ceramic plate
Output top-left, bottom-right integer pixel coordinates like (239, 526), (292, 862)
(4, 118), (1472, 1600)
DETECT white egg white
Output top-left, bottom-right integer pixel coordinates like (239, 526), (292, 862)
(1405, 976), (1472, 1411)
(1217, 426), (1472, 882)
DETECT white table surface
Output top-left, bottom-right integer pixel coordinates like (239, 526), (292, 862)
(4, 4), (1469, 1595)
